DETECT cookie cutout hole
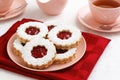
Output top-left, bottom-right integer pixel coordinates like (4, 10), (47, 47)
(48, 25), (55, 31)
(31, 45), (47, 58)
(25, 26), (40, 35)
(57, 30), (72, 40)
(56, 49), (68, 54)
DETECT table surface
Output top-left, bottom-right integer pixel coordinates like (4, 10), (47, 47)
(0, 0), (120, 80)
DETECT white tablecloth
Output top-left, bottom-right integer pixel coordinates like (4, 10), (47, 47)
(0, 0), (120, 80)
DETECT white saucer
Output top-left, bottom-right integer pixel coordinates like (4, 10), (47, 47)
(0, 0), (27, 20)
(78, 5), (120, 33)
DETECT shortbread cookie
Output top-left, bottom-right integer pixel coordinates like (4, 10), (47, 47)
(17, 22), (48, 43)
(21, 37), (56, 69)
(48, 26), (82, 49)
(55, 48), (77, 64)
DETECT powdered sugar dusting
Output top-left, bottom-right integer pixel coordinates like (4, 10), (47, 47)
(13, 39), (24, 52)
(17, 22), (48, 41)
(48, 25), (82, 46)
(21, 37), (56, 66)
(55, 48), (76, 59)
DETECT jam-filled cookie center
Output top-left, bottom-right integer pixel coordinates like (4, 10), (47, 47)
(31, 46), (47, 58)
(25, 26), (40, 35)
(57, 31), (72, 40)
(48, 25), (55, 31)
(56, 49), (68, 54)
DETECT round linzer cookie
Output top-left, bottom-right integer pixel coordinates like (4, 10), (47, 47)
(55, 48), (77, 64)
(48, 26), (82, 49)
(44, 21), (58, 32)
(17, 22), (48, 43)
(12, 39), (24, 56)
(21, 37), (56, 69)
(44, 20), (64, 32)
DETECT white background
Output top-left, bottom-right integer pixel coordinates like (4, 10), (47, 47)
(0, 0), (120, 80)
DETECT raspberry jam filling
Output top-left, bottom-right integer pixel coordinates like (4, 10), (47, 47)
(31, 46), (47, 58)
(57, 31), (72, 40)
(25, 26), (40, 35)
(56, 49), (68, 54)
(48, 25), (55, 31)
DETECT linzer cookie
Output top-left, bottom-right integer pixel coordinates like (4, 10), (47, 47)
(55, 48), (77, 64)
(44, 20), (64, 31)
(21, 37), (56, 69)
(16, 22), (48, 43)
(12, 39), (24, 56)
(44, 21), (58, 32)
(48, 26), (82, 49)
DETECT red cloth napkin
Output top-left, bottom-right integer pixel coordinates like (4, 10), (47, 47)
(0, 18), (110, 80)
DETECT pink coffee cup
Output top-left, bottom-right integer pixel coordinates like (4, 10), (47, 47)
(0, 0), (13, 13)
(89, 0), (120, 24)
(36, 0), (67, 16)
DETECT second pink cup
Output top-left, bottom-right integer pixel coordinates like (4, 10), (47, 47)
(36, 0), (67, 16)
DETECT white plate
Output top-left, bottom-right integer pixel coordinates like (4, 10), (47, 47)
(7, 33), (86, 71)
